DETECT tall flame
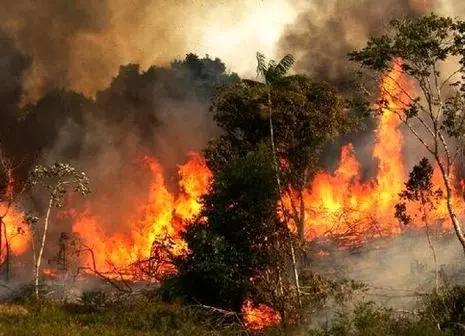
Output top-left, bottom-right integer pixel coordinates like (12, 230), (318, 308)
(71, 152), (212, 276)
(282, 59), (465, 246)
(0, 205), (31, 262)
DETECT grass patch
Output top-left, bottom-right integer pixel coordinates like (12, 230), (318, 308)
(0, 301), (247, 336)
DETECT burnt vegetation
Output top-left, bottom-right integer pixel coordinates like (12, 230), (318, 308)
(1, 9), (465, 336)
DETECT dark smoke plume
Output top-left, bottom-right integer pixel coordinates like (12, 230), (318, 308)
(278, 0), (436, 177)
(0, 0), (232, 103)
(278, 0), (433, 87)
(0, 0), (261, 105)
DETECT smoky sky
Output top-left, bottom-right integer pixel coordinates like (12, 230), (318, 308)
(277, 0), (438, 176)
(0, 0), (278, 105)
(278, 0), (433, 86)
(0, 0), (217, 103)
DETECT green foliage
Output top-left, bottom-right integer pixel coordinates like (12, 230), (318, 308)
(395, 158), (443, 226)
(207, 75), (351, 188)
(170, 146), (290, 312)
(79, 290), (109, 310)
(348, 14), (464, 74)
(422, 286), (465, 334)
(300, 302), (445, 336)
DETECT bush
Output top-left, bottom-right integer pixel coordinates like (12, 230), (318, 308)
(422, 285), (465, 335)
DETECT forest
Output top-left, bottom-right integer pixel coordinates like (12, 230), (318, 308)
(1, 6), (465, 336)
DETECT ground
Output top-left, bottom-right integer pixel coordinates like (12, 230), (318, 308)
(0, 301), (248, 336)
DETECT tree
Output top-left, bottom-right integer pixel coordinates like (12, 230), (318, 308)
(395, 158), (443, 290)
(207, 67), (352, 242)
(0, 148), (23, 281)
(254, 52), (303, 307)
(206, 55), (354, 310)
(26, 163), (90, 301)
(255, 52), (295, 193)
(349, 14), (465, 253)
(171, 146), (293, 320)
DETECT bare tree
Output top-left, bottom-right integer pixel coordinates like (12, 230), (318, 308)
(349, 14), (465, 254)
(26, 163), (90, 301)
(0, 148), (26, 282)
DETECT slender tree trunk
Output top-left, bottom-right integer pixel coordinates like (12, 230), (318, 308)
(0, 219), (2, 280)
(267, 87), (302, 308)
(35, 197), (53, 301)
(438, 163), (465, 253)
(421, 203), (439, 291)
(3, 223), (9, 283)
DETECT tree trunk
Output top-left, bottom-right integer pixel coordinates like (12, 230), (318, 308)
(439, 167), (465, 253)
(267, 87), (302, 308)
(421, 203), (439, 291)
(35, 197), (53, 301)
(3, 223), (9, 283)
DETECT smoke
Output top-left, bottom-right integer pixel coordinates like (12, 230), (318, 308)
(300, 231), (465, 329)
(0, 0), (296, 104)
(277, 0), (434, 86)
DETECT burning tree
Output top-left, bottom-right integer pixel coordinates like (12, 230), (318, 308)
(26, 162), (90, 301)
(0, 148), (30, 281)
(171, 146), (295, 323)
(349, 14), (465, 253)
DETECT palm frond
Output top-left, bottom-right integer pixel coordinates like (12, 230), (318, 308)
(256, 52), (268, 80)
(265, 60), (278, 84)
(274, 54), (295, 78)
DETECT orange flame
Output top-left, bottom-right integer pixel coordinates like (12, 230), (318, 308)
(0, 205), (31, 262)
(71, 152), (212, 276)
(2, 58), (465, 332)
(42, 267), (58, 278)
(242, 299), (281, 331)
(283, 59), (464, 245)
(0, 176), (31, 263)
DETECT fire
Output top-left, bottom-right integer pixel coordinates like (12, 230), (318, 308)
(1, 58), (464, 331)
(0, 175), (31, 261)
(175, 152), (213, 222)
(242, 299), (281, 331)
(0, 174), (31, 263)
(0, 205), (31, 262)
(286, 59), (465, 245)
(42, 267), (58, 278)
(71, 152), (212, 276)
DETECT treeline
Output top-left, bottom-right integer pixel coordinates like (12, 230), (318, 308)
(0, 50), (239, 188)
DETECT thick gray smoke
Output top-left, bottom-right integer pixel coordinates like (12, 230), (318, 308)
(0, 0), (279, 104)
(278, 0), (433, 86)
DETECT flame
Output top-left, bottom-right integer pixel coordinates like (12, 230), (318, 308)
(0, 175), (31, 262)
(0, 205), (31, 262)
(283, 59), (465, 245)
(242, 299), (281, 331)
(175, 152), (213, 222)
(71, 152), (212, 276)
(42, 267), (58, 278)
